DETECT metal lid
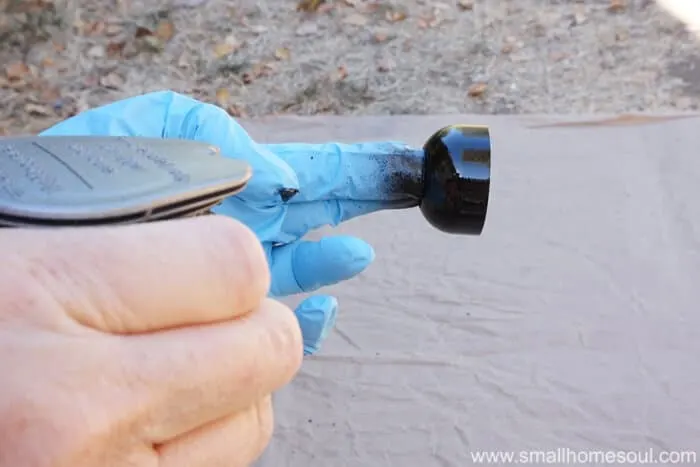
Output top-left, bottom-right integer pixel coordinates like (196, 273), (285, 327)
(0, 136), (251, 227)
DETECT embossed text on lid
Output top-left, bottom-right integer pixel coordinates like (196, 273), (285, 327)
(0, 136), (251, 226)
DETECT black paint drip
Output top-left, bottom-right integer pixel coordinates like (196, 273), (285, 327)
(278, 187), (299, 202)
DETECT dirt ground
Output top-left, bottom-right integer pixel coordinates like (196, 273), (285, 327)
(2, 0), (700, 135)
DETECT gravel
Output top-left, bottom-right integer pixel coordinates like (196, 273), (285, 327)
(1, 0), (700, 135)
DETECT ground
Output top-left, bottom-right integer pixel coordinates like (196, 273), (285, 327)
(1, 0), (700, 135)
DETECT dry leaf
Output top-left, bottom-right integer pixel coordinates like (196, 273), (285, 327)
(135, 26), (153, 38)
(173, 0), (210, 6)
(216, 88), (230, 107)
(249, 24), (268, 34)
(295, 23), (319, 36)
(131, 19), (175, 52)
(297, 0), (325, 12)
(344, 13), (368, 26)
(244, 62), (277, 83)
(177, 53), (190, 68)
(467, 82), (487, 97)
(87, 45), (106, 58)
(615, 28), (629, 41)
(104, 23), (124, 36)
(457, 0), (474, 10)
(335, 65), (349, 81)
(372, 31), (389, 43)
(5, 62), (30, 81)
(226, 104), (247, 118)
(257, 62), (276, 76)
(214, 35), (241, 58)
(386, 10), (407, 22)
(83, 74), (99, 88)
(39, 86), (61, 102)
(100, 72), (125, 90)
(83, 20), (105, 35)
(141, 36), (166, 52)
(571, 6), (587, 26)
(417, 12), (441, 28)
(241, 62), (269, 84)
(106, 41), (126, 57)
(376, 57), (395, 72)
(501, 36), (517, 54)
(549, 51), (568, 62)
(25, 103), (52, 117)
(155, 20), (175, 42)
(274, 47), (291, 60)
(608, 0), (625, 12)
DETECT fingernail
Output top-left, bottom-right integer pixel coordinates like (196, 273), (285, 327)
(319, 300), (338, 342)
(342, 237), (376, 275)
(302, 308), (328, 356)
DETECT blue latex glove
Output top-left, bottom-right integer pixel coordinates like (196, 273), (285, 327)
(41, 90), (420, 355)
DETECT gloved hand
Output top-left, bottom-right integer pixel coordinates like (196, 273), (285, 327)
(41, 90), (417, 355)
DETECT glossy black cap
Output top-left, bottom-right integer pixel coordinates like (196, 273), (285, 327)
(419, 125), (491, 235)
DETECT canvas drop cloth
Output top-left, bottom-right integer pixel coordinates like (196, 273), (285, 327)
(239, 114), (700, 466)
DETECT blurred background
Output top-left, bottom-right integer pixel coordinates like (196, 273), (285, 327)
(1, 0), (700, 135)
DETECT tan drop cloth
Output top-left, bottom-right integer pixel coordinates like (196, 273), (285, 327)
(239, 115), (700, 466)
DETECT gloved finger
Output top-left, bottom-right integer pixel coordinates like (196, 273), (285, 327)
(168, 95), (298, 205)
(40, 92), (172, 136)
(41, 91), (299, 205)
(268, 236), (375, 297)
(210, 196), (384, 246)
(263, 142), (423, 204)
(273, 200), (389, 245)
(211, 196), (288, 244)
(294, 295), (338, 356)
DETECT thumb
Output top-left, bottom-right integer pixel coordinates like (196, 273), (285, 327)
(0, 216), (270, 334)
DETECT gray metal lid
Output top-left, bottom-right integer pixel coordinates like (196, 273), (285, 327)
(0, 136), (251, 227)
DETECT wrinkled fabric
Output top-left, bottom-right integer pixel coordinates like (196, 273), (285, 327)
(41, 90), (412, 355)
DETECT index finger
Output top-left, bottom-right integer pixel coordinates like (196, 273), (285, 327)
(263, 142), (424, 205)
(4, 216), (270, 334)
(127, 297), (302, 443)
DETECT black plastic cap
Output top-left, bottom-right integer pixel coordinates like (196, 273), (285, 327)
(419, 125), (491, 235)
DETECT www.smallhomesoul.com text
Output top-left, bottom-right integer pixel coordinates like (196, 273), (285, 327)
(470, 448), (698, 464)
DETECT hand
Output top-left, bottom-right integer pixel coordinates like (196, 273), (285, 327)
(0, 216), (302, 466)
(41, 91), (415, 355)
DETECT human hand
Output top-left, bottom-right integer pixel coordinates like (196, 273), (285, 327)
(0, 216), (301, 467)
(42, 91), (419, 355)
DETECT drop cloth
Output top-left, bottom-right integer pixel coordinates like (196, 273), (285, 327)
(240, 114), (700, 467)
